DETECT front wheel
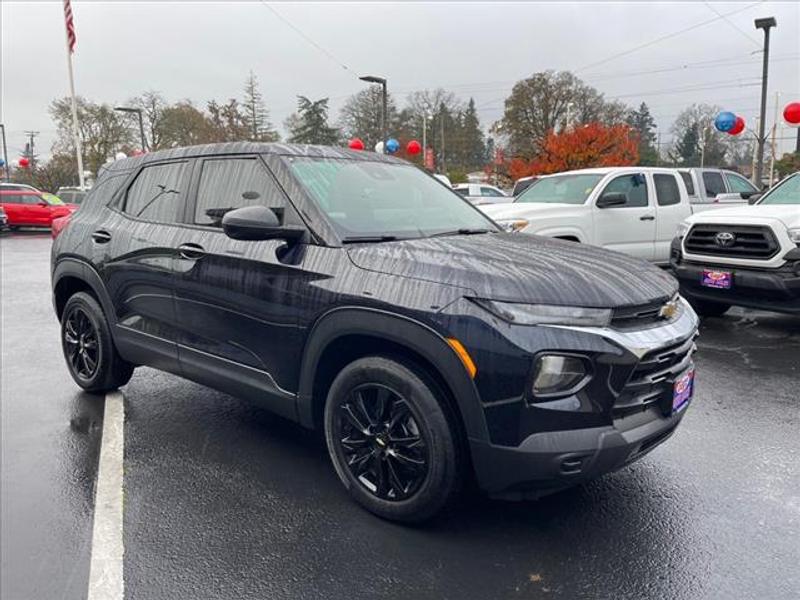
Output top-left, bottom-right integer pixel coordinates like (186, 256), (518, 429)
(61, 292), (134, 392)
(324, 356), (462, 523)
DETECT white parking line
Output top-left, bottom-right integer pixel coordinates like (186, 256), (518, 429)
(87, 391), (125, 600)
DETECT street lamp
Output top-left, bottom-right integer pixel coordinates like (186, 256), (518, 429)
(754, 16), (777, 187)
(359, 75), (387, 153)
(114, 106), (147, 152)
(422, 113), (432, 168)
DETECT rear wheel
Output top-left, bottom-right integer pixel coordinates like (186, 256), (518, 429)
(61, 292), (134, 392)
(324, 356), (462, 523)
(689, 297), (731, 318)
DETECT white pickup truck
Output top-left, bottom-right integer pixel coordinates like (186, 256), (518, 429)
(671, 172), (800, 316)
(480, 167), (730, 265)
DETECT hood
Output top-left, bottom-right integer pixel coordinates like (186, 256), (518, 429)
(688, 204), (799, 227)
(480, 202), (582, 220)
(347, 233), (677, 309)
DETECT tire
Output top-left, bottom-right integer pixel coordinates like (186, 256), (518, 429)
(324, 356), (462, 523)
(61, 292), (134, 392)
(689, 298), (731, 318)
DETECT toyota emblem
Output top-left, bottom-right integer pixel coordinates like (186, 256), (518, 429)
(715, 231), (735, 247)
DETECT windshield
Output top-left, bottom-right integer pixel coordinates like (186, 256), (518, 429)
(515, 173), (603, 204)
(284, 157), (496, 240)
(759, 173), (800, 205)
(41, 193), (64, 205)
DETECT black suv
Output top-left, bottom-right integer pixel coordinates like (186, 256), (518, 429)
(52, 143), (699, 522)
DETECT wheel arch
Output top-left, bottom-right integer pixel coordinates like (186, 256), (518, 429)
(297, 307), (490, 444)
(52, 258), (116, 324)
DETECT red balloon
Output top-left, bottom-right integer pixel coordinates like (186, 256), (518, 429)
(728, 116), (745, 136)
(783, 102), (800, 127)
(406, 140), (422, 155)
(18, 157), (30, 168)
(348, 138), (365, 150)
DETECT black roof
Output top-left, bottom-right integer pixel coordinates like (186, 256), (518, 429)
(105, 142), (404, 175)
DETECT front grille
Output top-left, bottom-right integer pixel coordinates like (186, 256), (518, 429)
(685, 224), (779, 260)
(613, 335), (697, 417)
(611, 300), (668, 329)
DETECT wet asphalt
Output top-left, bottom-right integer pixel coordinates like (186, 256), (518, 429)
(1, 232), (798, 600)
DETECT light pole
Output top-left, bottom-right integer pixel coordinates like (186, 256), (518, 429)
(0, 124), (9, 180)
(754, 16), (777, 187)
(114, 106), (147, 153)
(421, 113), (431, 168)
(359, 75), (387, 153)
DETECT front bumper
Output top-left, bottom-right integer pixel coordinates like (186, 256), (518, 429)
(671, 239), (800, 314)
(465, 298), (699, 497)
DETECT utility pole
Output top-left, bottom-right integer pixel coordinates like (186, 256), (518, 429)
(754, 16), (777, 187)
(699, 126), (708, 168)
(24, 130), (39, 169)
(0, 124), (9, 180)
(440, 106), (446, 174)
(769, 92), (779, 187)
(656, 129), (661, 166)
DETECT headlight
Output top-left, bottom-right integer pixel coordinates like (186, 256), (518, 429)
(788, 228), (800, 244)
(676, 221), (691, 238)
(496, 218), (529, 233)
(531, 354), (591, 398)
(470, 299), (611, 327)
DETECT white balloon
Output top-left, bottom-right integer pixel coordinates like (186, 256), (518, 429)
(374, 141), (384, 154)
(115, 152), (127, 160)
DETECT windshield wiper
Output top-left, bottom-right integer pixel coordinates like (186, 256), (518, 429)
(341, 235), (399, 244)
(429, 228), (493, 238)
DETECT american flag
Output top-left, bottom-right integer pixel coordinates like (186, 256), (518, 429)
(63, 0), (76, 53)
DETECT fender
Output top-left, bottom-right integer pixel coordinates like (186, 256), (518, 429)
(296, 306), (490, 443)
(525, 225), (586, 243)
(52, 257), (118, 325)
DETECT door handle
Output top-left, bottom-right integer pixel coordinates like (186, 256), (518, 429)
(177, 243), (206, 260)
(639, 215), (655, 221)
(91, 230), (112, 244)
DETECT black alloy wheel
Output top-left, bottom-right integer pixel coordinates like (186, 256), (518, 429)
(337, 384), (430, 501)
(64, 306), (101, 380)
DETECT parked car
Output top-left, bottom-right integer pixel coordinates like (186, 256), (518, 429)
(671, 171), (799, 316)
(0, 190), (77, 229)
(677, 168), (758, 204)
(55, 186), (90, 205)
(512, 176), (539, 197)
(0, 182), (40, 192)
(433, 173), (452, 188)
(52, 143), (699, 522)
(481, 167), (737, 265)
(453, 183), (511, 205)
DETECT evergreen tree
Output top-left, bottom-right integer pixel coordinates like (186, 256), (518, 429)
(626, 102), (658, 166)
(459, 98), (486, 169)
(242, 71), (279, 142)
(671, 123), (701, 166)
(286, 96), (340, 145)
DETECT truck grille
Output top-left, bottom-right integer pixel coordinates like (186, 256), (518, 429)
(613, 335), (697, 417)
(684, 224), (779, 260)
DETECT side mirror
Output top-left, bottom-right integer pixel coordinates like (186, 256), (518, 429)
(747, 193), (763, 205)
(596, 192), (627, 208)
(38, 200), (49, 207)
(740, 191), (755, 200)
(221, 205), (304, 242)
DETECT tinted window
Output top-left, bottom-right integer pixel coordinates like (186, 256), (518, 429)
(702, 172), (726, 198)
(285, 157), (494, 239)
(512, 179), (536, 196)
(480, 187), (504, 197)
(194, 158), (286, 227)
(124, 162), (187, 222)
(454, 187), (469, 197)
(654, 174), (682, 206)
(679, 171), (695, 196)
(2, 194), (39, 205)
(599, 174), (648, 207)
(724, 173), (757, 194)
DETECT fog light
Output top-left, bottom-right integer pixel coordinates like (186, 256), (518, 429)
(532, 354), (589, 398)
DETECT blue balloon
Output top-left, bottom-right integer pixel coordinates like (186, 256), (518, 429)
(714, 112), (736, 133)
(385, 138), (400, 154)
(0, 158), (5, 167)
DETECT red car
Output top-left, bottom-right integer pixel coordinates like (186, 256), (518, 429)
(0, 190), (77, 229)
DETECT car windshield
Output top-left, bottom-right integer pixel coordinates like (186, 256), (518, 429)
(515, 173), (603, 204)
(759, 174), (800, 205)
(41, 193), (65, 205)
(284, 157), (496, 240)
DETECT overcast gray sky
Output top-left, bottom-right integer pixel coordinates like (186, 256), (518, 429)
(2, 1), (798, 160)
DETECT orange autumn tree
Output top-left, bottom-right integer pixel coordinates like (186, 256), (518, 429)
(529, 122), (639, 175)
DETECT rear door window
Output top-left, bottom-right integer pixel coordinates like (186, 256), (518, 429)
(679, 172), (695, 196)
(124, 161), (188, 223)
(724, 172), (757, 194)
(702, 172), (726, 198)
(480, 186), (504, 197)
(654, 174), (682, 206)
(193, 157), (287, 227)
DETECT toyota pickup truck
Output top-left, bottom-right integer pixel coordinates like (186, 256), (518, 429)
(480, 167), (729, 265)
(670, 171), (800, 316)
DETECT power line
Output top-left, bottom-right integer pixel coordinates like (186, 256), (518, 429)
(703, 2), (761, 47)
(257, 1), (357, 76)
(574, 1), (765, 73)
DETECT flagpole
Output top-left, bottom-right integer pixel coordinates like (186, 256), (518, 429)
(63, 2), (84, 189)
